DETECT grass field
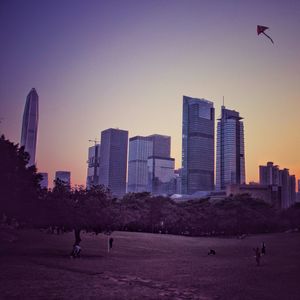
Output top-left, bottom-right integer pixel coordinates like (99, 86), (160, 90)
(1, 228), (300, 299)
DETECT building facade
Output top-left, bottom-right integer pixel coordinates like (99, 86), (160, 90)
(259, 162), (296, 209)
(86, 144), (100, 189)
(127, 134), (173, 194)
(99, 128), (128, 197)
(182, 96), (215, 194)
(20, 88), (39, 166)
(127, 136), (153, 193)
(216, 106), (245, 190)
(55, 171), (71, 187)
(39, 172), (48, 189)
(147, 156), (175, 195)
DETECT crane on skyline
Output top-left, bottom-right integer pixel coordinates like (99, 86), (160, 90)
(88, 139), (99, 146)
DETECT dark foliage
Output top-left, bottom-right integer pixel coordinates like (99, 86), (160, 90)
(1, 135), (299, 241)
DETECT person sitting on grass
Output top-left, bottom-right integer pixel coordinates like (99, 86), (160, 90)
(70, 243), (81, 258)
(208, 249), (216, 255)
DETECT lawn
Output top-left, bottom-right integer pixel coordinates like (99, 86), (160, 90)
(1, 228), (300, 299)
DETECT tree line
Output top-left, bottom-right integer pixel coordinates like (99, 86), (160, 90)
(1, 135), (300, 246)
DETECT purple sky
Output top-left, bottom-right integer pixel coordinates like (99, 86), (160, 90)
(1, 0), (300, 187)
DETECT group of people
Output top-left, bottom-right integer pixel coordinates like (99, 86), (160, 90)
(70, 236), (114, 258)
(254, 242), (266, 266)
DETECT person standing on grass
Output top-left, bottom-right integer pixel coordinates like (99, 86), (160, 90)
(109, 237), (114, 250)
(254, 247), (261, 266)
(261, 242), (266, 255)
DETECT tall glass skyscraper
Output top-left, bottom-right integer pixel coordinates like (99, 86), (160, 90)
(99, 128), (128, 197)
(216, 106), (245, 190)
(182, 96), (215, 194)
(128, 136), (153, 193)
(20, 88), (39, 166)
(127, 134), (172, 193)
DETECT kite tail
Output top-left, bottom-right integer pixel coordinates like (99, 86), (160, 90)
(263, 32), (274, 44)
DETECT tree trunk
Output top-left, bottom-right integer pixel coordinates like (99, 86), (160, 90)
(74, 228), (81, 245)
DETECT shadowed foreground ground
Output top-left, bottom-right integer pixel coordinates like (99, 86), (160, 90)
(1, 229), (300, 300)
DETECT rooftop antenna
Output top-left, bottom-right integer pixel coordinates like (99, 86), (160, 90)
(222, 96), (225, 107)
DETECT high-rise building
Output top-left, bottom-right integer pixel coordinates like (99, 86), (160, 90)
(55, 171), (71, 187)
(86, 144), (100, 189)
(182, 96), (215, 194)
(39, 172), (48, 189)
(20, 88), (39, 166)
(99, 128), (128, 197)
(127, 136), (153, 193)
(216, 106), (245, 190)
(127, 134), (172, 193)
(147, 156), (175, 195)
(147, 134), (171, 158)
(259, 162), (280, 185)
(289, 175), (296, 207)
(259, 162), (296, 209)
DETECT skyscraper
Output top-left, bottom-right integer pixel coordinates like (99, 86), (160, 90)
(20, 88), (39, 166)
(127, 136), (153, 193)
(86, 144), (100, 189)
(147, 134), (171, 158)
(99, 128), (128, 197)
(147, 156), (175, 194)
(216, 106), (245, 190)
(182, 96), (215, 194)
(127, 134), (173, 194)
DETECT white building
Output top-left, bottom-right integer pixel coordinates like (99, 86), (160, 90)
(127, 136), (153, 193)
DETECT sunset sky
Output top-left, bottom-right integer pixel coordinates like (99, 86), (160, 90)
(1, 0), (300, 187)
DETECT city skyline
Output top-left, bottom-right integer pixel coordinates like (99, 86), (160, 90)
(1, 1), (300, 186)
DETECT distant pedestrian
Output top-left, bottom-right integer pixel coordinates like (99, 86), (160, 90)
(70, 244), (81, 258)
(109, 237), (114, 250)
(261, 242), (266, 255)
(208, 249), (216, 255)
(254, 247), (261, 266)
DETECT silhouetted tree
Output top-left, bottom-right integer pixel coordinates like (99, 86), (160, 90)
(0, 135), (41, 223)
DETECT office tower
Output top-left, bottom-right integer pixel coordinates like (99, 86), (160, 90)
(20, 88), (39, 166)
(147, 156), (175, 195)
(128, 136), (153, 192)
(55, 171), (71, 187)
(39, 172), (48, 189)
(182, 96), (215, 194)
(216, 106), (245, 190)
(147, 134), (171, 158)
(99, 128), (128, 197)
(298, 179), (300, 193)
(86, 144), (100, 189)
(127, 134), (172, 193)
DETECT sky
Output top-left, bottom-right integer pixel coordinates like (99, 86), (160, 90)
(1, 0), (300, 188)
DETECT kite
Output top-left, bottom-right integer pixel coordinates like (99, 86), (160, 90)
(257, 25), (274, 44)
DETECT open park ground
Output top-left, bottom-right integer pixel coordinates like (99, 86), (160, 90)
(1, 228), (300, 300)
